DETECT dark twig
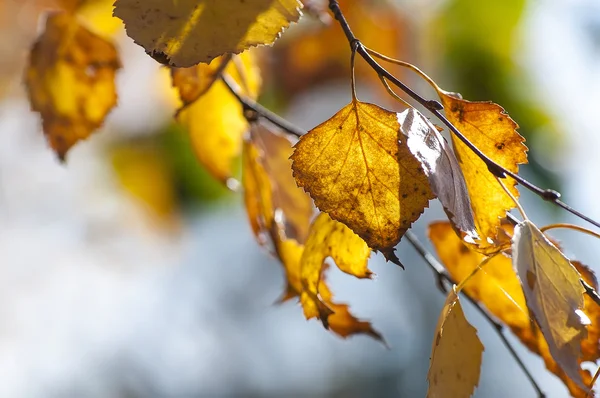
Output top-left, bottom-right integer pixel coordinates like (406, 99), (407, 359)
(327, 0), (600, 231)
(404, 231), (546, 398)
(220, 74), (305, 138)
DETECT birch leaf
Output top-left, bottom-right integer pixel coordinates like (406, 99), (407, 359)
(513, 220), (589, 388)
(399, 108), (476, 240)
(291, 101), (434, 263)
(437, 90), (527, 253)
(427, 288), (484, 398)
(113, 0), (303, 67)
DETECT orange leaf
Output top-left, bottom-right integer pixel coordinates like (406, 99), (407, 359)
(437, 91), (527, 252)
(429, 221), (600, 397)
(291, 101), (434, 263)
(25, 11), (121, 160)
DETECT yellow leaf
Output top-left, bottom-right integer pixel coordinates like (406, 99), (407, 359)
(277, 237), (382, 341)
(513, 220), (589, 388)
(113, 0), (303, 67)
(427, 288), (483, 398)
(291, 101), (434, 263)
(429, 221), (600, 397)
(172, 55), (231, 113)
(25, 11), (121, 160)
(176, 52), (261, 184)
(242, 122), (313, 246)
(299, 213), (371, 327)
(437, 91), (527, 252)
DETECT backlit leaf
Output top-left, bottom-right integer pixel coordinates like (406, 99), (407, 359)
(242, 122), (313, 246)
(291, 101), (434, 262)
(427, 288), (483, 398)
(513, 220), (589, 388)
(275, 237), (381, 340)
(399, 108), (476, 240)
(25, 11), (121, 160)
(437, 90), (527, 252)
(176, 51), (261, 184)
(113, 0), (303, 67)
(429, 221), (600, 397)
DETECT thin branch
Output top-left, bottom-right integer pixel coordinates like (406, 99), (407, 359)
(327, 0), (600, 231)
(404, 231), (545, 398)
(220, 74), (305, 138)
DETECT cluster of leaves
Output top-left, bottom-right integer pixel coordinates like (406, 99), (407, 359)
(22, 0), (600, 396)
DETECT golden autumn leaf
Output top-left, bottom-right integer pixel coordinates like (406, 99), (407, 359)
(437, 90), (527, 252)
(113, 0), (303, 67)
(242, 122), (314, 246)
(513, 220), (589, 388)
(276, 234), (382, 341)
(176, 52), (261, 184)
(399, 108), (476, 240)
(291, 101), (434, 263)
(427, 288), (483, 398)
(299, 212), (372, 327)
(429, 221), (600, 397)
(25, 11), (121, 160)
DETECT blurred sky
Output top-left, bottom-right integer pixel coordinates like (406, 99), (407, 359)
(0, 0), (599, 397)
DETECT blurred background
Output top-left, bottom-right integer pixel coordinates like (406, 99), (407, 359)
(1, 0), (599, 396)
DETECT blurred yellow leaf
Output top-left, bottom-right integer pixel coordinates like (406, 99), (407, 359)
(437, 91), (527, 252)
(291, 101), (433, 263)
(25, 11), (121, 160)
(113, 0), (303, 67)
(176, 51), (261, 184)
(513, 220), (589, 388)
(242, 122), (313, 246)
(427, 288), (483, 398)
(111, 142), (178, 226)
(429, 221), (600, 397)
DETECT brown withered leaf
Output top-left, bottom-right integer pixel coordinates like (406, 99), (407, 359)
(399, 108), (476, 241)
(437, 90), (527, 253)
(427, 288), (484, 398)
(291, 101), (434, 263)
(25, 11), (121, 160)
(176, 51), (261, 184)
(113, 0), (303, 67)
(513, 220), (589, 388)
(242, 122), (313, 246)
(429, 221), (600, 397)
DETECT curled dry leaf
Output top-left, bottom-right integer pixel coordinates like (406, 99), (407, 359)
(291, 101), (434, 263)
(399, 108), (476, 241)
(437, 90), (527, 253)
(113, 0), (303, 67)
(242, 122), (313, 246)
(513, 220), (589, 389)
(427, 288), (483, 398)
(25, 11), (121, 160)
(176, 51), (261, 184)
(429, 221), (600, 397)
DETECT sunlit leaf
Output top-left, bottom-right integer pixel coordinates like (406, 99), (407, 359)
(113, 0), (303, 67)
(427, 288), (483, 398)
(437, 91), (527, 252)
(176, 51), (261, 184)
(242, 122), (313, 246)
(513, 220), (589, 388)
(399, 108), (476, 240)
(291, 101), (434, 262)
(25, 11), (121, 160)
(429, 221), (600, 397)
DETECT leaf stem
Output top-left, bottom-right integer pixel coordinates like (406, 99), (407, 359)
(327, 0), (600, 231)
(540, 223), (600, 240)
(496, 176), (528, 221)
